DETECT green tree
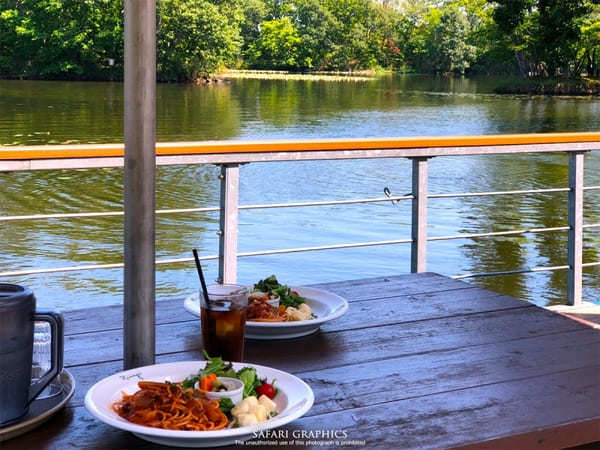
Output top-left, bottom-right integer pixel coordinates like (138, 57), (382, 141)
(490, 0), (593, 77)
(0, 7), (21, 77)
(575, 1), (600, 76)
(0, 0), (123, 79)
(536, 0), (589, 75)
(238, 0), (270, 61)
(398, 0), (442, 72)
(322, 0), (398, 69)
(247, 17), (302, 69)
(436, 5), (478, 73)
(157, 0), (241, 81)
(281, 0), (340, 69)
(207, 0), (268, 65)
(464, 0), (516, 75)
(400, 0), (483, 73)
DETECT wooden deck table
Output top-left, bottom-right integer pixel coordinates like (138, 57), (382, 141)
(4, 273), (600, 449)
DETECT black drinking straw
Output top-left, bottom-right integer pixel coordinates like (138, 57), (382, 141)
(192, 248), (210, 310)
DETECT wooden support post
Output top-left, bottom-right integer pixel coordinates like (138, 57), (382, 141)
(218, 164), (240, 284)
(123, 0), (156, 369)
(567, 152), (585, 305)
(411, 157), (428, 273)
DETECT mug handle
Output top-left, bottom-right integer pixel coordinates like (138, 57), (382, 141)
(28, 311), (64, 403)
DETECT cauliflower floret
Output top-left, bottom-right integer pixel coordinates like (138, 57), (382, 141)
(285, 306), (300, 321)
(231, 401), (249, 416)
(233, 395), (274, 426)
(286, 303), (311, 321)
(258, 395), (277, 413)
(253, 404), (268, 422)
(288, 303), (311, 320)
(237, 413), (258, 427)
(298, 306), (311, 320)
(243, 396), (258, 408)
(299, 303), (311, 314)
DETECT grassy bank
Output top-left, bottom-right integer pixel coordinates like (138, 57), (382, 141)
(494, 77), (600, 96)
(219, 69), (375, 82)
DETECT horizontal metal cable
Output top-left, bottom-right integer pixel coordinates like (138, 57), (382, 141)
(0, 196), (414, 222)
(428, 187), (569, 199)
(428, 226), (569, 241)
(584, 186), (600, 191)
(0, 207), (219, 222)
(0, 254), (220, 277)
(0, 238), (412, 277)
(235, 239), (413, 256)
(237, 196), (413, 210)
(453, 261), (600, 279)
(583, 223), (600, 229)
(0, 185), (595, 223)
(452, 265), (570, 279)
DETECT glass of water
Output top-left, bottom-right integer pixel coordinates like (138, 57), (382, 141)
(32, 321), (62, 399)
(32, 321), (51, 378)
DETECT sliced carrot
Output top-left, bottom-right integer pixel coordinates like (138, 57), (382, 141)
(200, 373), (218, 391)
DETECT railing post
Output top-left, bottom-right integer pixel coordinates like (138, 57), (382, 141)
(218, 164), (240, 284)
(411, 157), (428, 273)
(123, 0), (156, 369)
(567, 151), (585, 305)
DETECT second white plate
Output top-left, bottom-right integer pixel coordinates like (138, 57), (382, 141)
(184, 286), (349, 340)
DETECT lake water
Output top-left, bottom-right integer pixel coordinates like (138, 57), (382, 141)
(0, 76), (598, 311)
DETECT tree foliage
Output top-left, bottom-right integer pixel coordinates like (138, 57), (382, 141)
(0, 0), (122, 79)
(157, 0), (240, 81)
(0, 0), (598, 80)
(491, 0), (595, 76)
(246, 17), (301, 69)
(578, 3), (600, 76)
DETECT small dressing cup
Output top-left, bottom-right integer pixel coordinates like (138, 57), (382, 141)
(200, 377), (244, 405)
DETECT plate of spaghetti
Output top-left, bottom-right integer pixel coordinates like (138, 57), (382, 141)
(184, 286), (349, 339)
(84, 361), (314, 447)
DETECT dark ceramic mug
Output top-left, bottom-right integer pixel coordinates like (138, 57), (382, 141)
(0, 284), (63, 427)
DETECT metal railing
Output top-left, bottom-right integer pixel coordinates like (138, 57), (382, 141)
(1, 132), (599, 305)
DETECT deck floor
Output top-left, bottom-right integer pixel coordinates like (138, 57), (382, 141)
(3, 273), (600, 449)
(547, 302), (600, 329)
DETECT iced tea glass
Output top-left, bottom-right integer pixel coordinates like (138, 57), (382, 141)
(201, 284), (248, 362)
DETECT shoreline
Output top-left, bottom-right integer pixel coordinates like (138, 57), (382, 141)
(217, 69), (375, 82)
(2, 73), (599, 96)
(494, 77), (600, 96)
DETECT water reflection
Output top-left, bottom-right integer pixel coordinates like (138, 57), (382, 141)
(456, 153), (599, 303)
(0, 77), (598, 309)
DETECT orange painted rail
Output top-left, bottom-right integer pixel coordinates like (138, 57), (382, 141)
(1, 132), (599, 160)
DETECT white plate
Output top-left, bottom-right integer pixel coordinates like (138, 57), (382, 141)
(84, 361), (314, 448)
(184, 286), (349, 339)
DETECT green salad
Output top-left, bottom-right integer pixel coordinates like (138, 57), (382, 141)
(182, 352), (274, 414)
(183, 351), (262, 397)
(253, 274), (307, 308)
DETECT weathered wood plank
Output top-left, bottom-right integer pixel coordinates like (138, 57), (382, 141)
(279, 365), (600, 450)
(62, 273), (476, 336)
(63, 305), (574, 368)
(453, 419), (600, 450)
(64, 327), (600, 412)
(5, 274), (599, 450)
(4, 364), (599, 450)
(63, 297), (184, 336)
(319, 288), (528, 333)
(309, 272), (475, 302)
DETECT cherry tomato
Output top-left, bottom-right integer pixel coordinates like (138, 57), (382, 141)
(256, 382), (276, 399)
